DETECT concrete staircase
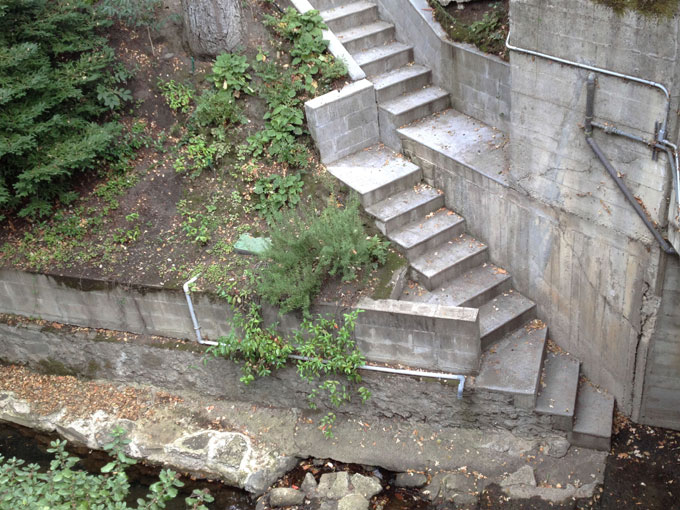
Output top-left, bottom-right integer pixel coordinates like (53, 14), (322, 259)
(318, 0), (449, 150)
(317, 0), (615, 451)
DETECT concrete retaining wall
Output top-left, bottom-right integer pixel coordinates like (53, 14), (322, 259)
(639, 256), (680, 430)
(376, 0), (511, 132)
(0, 269), (482, 375)
(0, 319), (554, 436)
(356, 298), (480, 373)
(305, 79), (380, 163)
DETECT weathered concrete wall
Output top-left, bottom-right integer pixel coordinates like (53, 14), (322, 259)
(376, 0), (511, 132)
(500, 0), (680, 416)
(639, 256), (680, 430)
(0, 319), (556, 436)
(305, 79), (379, 163)
(356, 298), (480, 373)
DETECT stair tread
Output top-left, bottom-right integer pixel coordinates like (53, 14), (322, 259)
(410, 233), (487, 278)
(365, 184), (441, 224)
(398, 108), (509, 184)
(372, 64), (431, 91)
(320, 1), (376, 21)
(353, 41), (412, 68)
(536, 351), (580, 418)
(326, 145), (420, 197)
(380, 86), (450, 116)
(388, 208), (463, 250)
(401, 264), (512, 306)
(336, 20), (394, 46)
(476, 322), (547, 397)
(571, 382), (615, 439)
(479, 291), (536, 339)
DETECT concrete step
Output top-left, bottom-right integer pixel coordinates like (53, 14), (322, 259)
(372, 64), (432, 103)
(313, 0), (347, 13)
(401, 263), (512, 308)
(388, 208), (465, 260)
(379, 86), (450, 150)
(479, 291), (536, 350)
(410, 233), (488, 291)
(353, 41), (413, 77)
(321, 1), (378, 33)
(475, 321), (548, 409)
(535, 351), (580, 431)
(365, 184), (444, 235)
(326, 145), (421, 208)
(336, 21), (395, 54)
(568, 381), (615, 451)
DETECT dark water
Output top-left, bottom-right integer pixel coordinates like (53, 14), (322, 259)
(0, 421), (255, 510)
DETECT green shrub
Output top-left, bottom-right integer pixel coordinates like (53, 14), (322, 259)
(210, 53), (253, 95)
(158, 79), (195, 113)
(253, 173), (304, 224)
(98, 0), (162, 28)
(192, 89), (245, 128)
(0, 428), (213, 509)
(0, 0), (131, 219)
(258, 196), (389, 313)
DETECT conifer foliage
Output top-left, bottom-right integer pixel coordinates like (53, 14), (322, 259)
(0, 0), (131, 219)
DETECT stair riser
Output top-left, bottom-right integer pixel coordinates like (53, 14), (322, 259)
(376, 70), (432, 103)
(325, 6), (378, 33)
(551, 415), (574, 432)
(375, 195), (445, 235)
(314, 0), (348, 12)
(360, 47), (413, 77)
(397, 219), (466, 261)
(359, 169), (422, 209)
(481, 306), (537, 351)
(384, 94), (450, 132)
(342, 26), (395, 53)
(457, 277), (512, 308)
(412, 247), (489, 291)
(568, 431), (611, 452)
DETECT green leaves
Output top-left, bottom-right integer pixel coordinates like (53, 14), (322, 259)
(253, 173), (304, 224)
(210, 53), (252, 95)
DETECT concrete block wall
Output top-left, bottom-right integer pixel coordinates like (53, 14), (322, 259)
(376, 0), (511, 132)
(305, 79), (379, 164)
(355, 298), (480, 374)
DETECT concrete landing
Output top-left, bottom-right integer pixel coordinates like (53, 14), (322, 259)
(569, 382), (615, 451)
(536, 352), (580, 431)
(476, 323), (547, 409)
(326, 145), (421, 207)
(398, 108), (509, 184)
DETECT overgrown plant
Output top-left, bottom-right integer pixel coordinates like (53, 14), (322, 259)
(0, 428), (213, 509)
(253, 173), (304, 224)
(258, 196), (389, 314)
(0, 0), (132, 219)
(208, 306), (369, 438)
(210, 53), (253, 96)
(158, 79), (195, 113)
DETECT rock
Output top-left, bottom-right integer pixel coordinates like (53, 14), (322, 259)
(255, 495), (267, 510)
(394, 472), (428, 488)
(317, 472), (351, 500)
(301, 472), (318, 495)
(544, 437), (570, 458)
(452, 491), (480, 508)
(269, 488), (305, 507)
(350, 473), (382, 499)
(424, 472), (477, 502)
(338, 494), (369, 510)
(162, 52), (175, 60)
(500, 465), (536, 487)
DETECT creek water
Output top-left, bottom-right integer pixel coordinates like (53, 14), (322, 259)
(0, 421), (255, 509)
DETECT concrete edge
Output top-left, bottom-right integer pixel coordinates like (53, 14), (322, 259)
(358, 297), (478, 322)
(305, 79), (374, 109)
(289, 0), (366, 81)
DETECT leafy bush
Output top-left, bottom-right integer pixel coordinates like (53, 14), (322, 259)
(0, 0), (131, 218)
(210, 53), (253, 95)
(98, 0), (162, 28)
(0, 428), (213, 509)
(258, 196), (389, 313)
(253, 173), (304, 224)
(158, 79), (195, 113)
(192, 89), (245, 128)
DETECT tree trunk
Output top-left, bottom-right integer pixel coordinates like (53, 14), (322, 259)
(182, 0), (244, 57)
